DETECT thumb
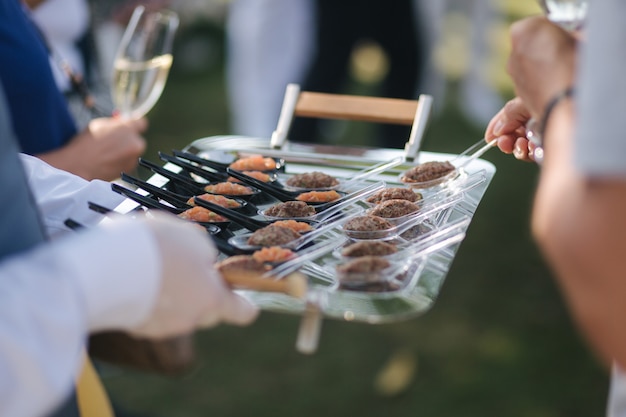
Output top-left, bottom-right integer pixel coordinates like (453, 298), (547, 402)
(196, 292), (259, 329)
(220, 292), (259, 326)
(124, 117), (149, 133)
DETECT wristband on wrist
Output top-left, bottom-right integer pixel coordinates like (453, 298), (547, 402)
(538, 86), (575, 142)
(525, 87), (574, 165)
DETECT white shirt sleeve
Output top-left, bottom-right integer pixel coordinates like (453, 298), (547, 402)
(608, 366), (626, 417)
(0, 196), (161, 416)
(574, 0), (626, 176)
(19, 153), (125, 239)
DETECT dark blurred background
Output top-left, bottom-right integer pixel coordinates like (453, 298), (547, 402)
(100, 2), (608, 416)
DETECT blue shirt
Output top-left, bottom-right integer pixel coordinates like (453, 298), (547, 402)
(0, 0), (77, 155)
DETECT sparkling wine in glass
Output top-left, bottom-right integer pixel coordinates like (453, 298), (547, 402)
(112, 6), (179, 120)
(540, 0), (589, 31)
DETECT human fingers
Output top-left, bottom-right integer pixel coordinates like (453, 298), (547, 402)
(195, 292), (259, 329)
(129, 213), (221, 338)
(88, 117), (147, 138)
(90, 133), (145, 180)
(216, 292), (259, 326)
(495, 98), (532, 136)
(115, 129), (146, 157)
(111, 149), (143, 178)
(513, 137), (534, 162)
(485, 97), (532, 154)
(90, 118), (147, 156)
(129, 212), (258, 339)
(495, 135), (516, 154)
(121, 117), (149, 133)
(91, 117), (148, 135)
(194, 268), (259, 329)
(527, 141), (541, 164)
(61, 128), (142, 181)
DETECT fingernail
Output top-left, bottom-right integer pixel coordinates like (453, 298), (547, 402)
(513, 145), (524, 159)
(494, 120), (504, 135)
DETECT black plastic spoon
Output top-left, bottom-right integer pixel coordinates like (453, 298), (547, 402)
(139, 158), (262, 201)
(158, 152), (227, 183)
(121, 173), (191, 208)
(64, 218), (85, 230)
(112, 184), (226, 232)
(172, 149), (285, 172)
(87, 201), (113, 214)
(111, 183), (182, 214)
(138, 158), (207, 195)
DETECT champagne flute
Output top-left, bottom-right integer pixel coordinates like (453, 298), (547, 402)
(112, 5), (179, 120)
(539, 0), (589, 31)
(526, 0), (589, 162)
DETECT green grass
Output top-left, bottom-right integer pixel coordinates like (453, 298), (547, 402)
(102, 40), (608, 417)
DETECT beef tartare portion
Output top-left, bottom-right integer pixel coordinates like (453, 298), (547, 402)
(343, 215), (393, 232)
(264, 201), (316, 218)
(341, 241), (398, 257)
(247, 225), (301, 247)
(401, 161), (455, 184)
(336, 256), (403, 292)
(366, 187), (422, 204)
(286, 171), (339, 188)
(337, 256), (391, 285)
(337, 256), (391, 274)
(369, 199), (420, 218)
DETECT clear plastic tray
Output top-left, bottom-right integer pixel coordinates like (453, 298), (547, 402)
(115, 135), (496, 323)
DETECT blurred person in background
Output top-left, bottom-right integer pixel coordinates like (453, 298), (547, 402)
(26, 0), (173, 128)
(6, 0), (184, 180)
(457, 0), (505, 126)
(0, 78), (258, 417)
(224, 0), (504, 146)
(225, 0), (315, 138)
(484, 2), (626, 415)
(1, 0), (146, 181)
(287, 0), (426, 149)
(27, 0), (111, 129)
(435, 0), (505, 126)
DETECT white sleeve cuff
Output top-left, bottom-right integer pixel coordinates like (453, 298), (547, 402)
(19, 153), (125, 238)
(52, 217), (162, 332)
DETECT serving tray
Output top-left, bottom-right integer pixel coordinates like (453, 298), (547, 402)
(136, 135), (496, 324)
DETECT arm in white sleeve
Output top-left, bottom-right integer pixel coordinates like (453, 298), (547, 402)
(0, 218), (161, 417)
(19, 153), (125, 238)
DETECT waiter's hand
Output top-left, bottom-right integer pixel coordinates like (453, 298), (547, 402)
(130, 212), (258, 339)
(485, 96), (536, 162)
